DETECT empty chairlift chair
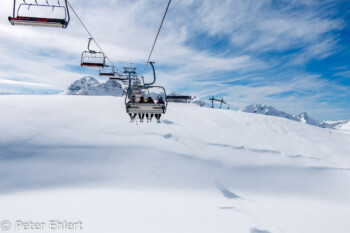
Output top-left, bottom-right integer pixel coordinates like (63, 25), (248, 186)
(81, 38), (106, 68)
(99, 66), (115, 77)
(8, 0), (70, 28)
(109, 77), (128, 85)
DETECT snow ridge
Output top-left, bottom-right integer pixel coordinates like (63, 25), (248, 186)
(242, 104), (322, 127)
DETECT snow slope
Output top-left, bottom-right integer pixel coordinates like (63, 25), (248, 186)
(0, 96), (350, 233)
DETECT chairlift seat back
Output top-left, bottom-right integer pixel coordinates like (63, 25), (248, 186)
(99, 72), (115, 76)
(126, 103), (166, 114)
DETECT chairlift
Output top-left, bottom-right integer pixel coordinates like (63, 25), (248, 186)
(8, 0), (70, 28)
(109, 76), (128, 85)
(99, 65), (115, 77)
(81, 38), (105, 68)
(125, 62), (167, 115)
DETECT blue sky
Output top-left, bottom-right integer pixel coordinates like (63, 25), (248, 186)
(0, 0), (349, 120)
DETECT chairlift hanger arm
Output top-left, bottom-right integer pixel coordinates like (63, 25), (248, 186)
(87, 38), (96, 53)
(143, 61), (156, 86)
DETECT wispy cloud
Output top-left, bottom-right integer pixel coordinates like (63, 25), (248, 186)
(0, 0), (349, 119)
(0, 79), (52, 87)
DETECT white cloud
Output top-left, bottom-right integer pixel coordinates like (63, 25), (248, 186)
(0, 79), (52, 87)
(0, 0), (348, 119)
(335, 70), (350, 78)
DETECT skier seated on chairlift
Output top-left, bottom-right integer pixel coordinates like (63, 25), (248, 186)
(128, 95), (137, 121)
(146, 97), (155, 122)
(155, 96), (165, 123)
(138, 96), (146, 122)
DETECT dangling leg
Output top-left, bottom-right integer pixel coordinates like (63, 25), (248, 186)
(150, 114), (153, 122)
(155, 114), (161, 123)
(157, 114), (162, 123)
(129, 113), (134, 122)
(146, 114), (150, 123)
(138, 113), (142, 122)
(139, 113), (145, 123)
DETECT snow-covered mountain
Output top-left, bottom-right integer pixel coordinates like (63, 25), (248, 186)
(64, 76), (123, 96)
(337, 121), (350, 131)
(321, 119), (350, 129)
(242, 104), (324, 127)
(191, 96), (207, 107)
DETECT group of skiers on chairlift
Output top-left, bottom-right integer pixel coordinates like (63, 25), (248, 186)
(128, 95), (165, 123)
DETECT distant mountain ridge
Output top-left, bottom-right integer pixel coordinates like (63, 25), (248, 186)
(322, 120), (350, 130)
(64, 76), (123, 96)
(63, 79), (348, 129)
(242, 104), (348, 129)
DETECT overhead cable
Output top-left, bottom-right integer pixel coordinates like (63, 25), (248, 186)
(141, 0), (172, 76)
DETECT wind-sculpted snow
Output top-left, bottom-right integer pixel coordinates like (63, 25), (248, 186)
(0, 96), (350, 233)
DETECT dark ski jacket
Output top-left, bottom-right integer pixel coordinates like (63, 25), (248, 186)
(146, 98), (155, 103)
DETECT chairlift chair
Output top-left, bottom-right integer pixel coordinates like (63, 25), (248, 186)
(99, 66), (115, 77)
(9, 0), (70, 28)
(126, 87), (167, 114)
(81, 38), (106, 68)
(125, 62), (168, 115)
(109, 76), (129, 86)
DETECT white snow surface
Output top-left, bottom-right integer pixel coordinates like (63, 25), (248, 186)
(0, 96), (350, 233)
(64, 76), (123, 96)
